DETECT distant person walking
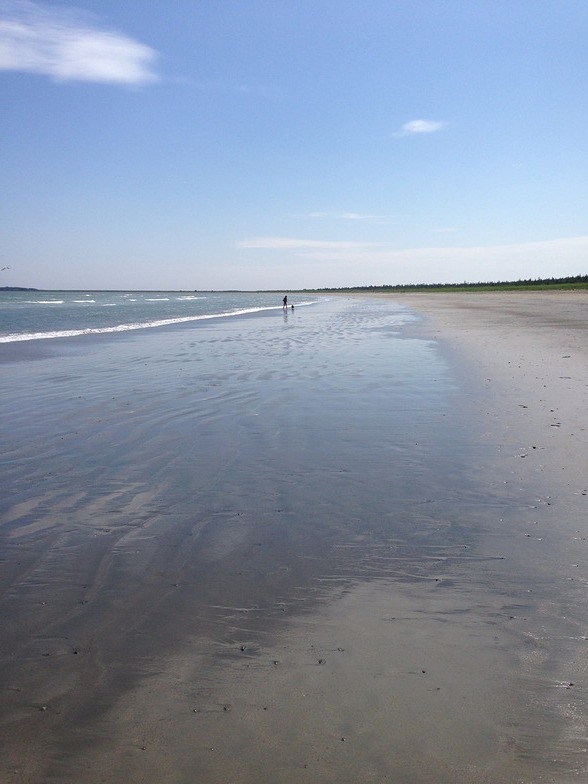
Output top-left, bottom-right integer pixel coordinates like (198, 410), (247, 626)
(283, 295), (288, 308)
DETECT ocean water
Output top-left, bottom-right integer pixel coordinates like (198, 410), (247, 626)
(0, 290), (316, 343)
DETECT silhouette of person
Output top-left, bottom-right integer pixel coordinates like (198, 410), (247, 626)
(283, 295), (288, 308)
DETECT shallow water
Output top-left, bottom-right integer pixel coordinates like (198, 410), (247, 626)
(0, 290), (315, 342)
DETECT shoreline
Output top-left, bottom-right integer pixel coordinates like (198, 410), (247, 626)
(1, 292), (587, 782)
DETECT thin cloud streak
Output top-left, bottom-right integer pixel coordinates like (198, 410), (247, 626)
(294, 237), (588, 278)
(307, 211), (389, 222)
(0, 0), (159, 84)
(396, 119), (446, 136)
(236, 237), (379, 251)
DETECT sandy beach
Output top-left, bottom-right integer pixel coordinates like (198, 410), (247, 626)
(1, 291), (587, 783)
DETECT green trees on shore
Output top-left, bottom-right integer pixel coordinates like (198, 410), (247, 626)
(305, 274), (588, 294)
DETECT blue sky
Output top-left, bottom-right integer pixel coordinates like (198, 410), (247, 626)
(1, 0), (586, 290)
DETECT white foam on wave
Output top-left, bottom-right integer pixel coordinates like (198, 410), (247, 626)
(73, 300), (96, 304)
(25, 300), (64, 305)
(0, 301), (318, 344)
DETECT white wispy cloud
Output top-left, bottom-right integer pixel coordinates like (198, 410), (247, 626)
(307, 211), (389, 222)
(396, 119), (446, 136)
(224, 235), (588, 289)
(235, 236), (588, 279)
(0, 0), (159, 85)
(236, 237), (378, 251)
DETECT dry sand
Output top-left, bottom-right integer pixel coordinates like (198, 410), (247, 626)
(1, 291), (587, 783)
(390, 289), (588, 779)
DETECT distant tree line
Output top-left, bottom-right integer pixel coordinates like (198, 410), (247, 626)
(305, 274), (588, 293)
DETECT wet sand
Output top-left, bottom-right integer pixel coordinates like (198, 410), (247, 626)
(1, 293), (587, 782)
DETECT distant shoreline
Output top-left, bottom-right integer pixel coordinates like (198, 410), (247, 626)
(300, 274), (588, 294)
(0, 286), (39, 292)
(1, 273), (587, 294)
